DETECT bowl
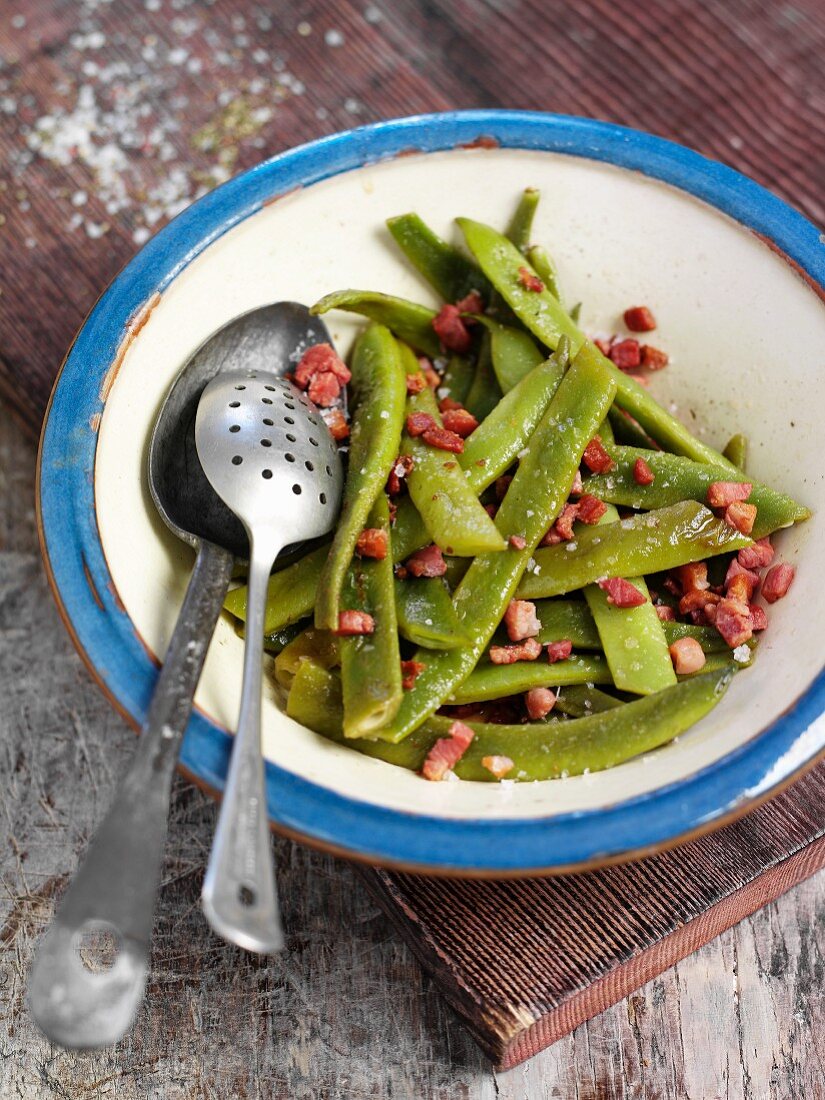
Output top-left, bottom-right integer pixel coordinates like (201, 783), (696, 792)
(38, 110), (825, 875)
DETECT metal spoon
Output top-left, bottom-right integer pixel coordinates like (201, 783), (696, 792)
(195, 371), (343, 952)
(28, 302), (335, 1048)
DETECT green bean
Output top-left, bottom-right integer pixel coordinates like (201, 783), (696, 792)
(524, 243), (562, 301)
(262, 620), (308, 655)
(224, 543), (327, 633)
(456, 217), (737, 469)
(723, 432), (748, 470)
(443, 555), (471, 590)
(448, 653), (611, 703)
(470, 315), (546, 392)
(554, 684), (622, 718)
(697, 648), (754, 673)
(440, 354), (475, 405)
(505, 187), (540, 251)
(315, 324), (407, 631)
(274, 626), (339, 689)
(569, 302), (582, 324)
(339, 495), (403, 737)
(311, 290), (441, 358)
(516, 500), (753, 600)
(386, 213), (491, 302)
(287, 660), (735, 781)
(661, 621), (729, 653)
(394, 576), (471, 649)
(376, 347), (617, 742)
(462, 333), (502, 421)
(598, 413), (615, 446)
(400, 346), (505, 556)
(584, 575), (676, 696)
(608, 406), (659, 449)
(532, 599), (601, 648)
(584, 446), (810, 539)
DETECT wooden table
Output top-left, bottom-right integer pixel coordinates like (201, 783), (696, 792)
(1, 1), (824, 1095)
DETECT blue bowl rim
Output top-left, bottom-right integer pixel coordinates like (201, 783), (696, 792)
(38, 109), (825, 875)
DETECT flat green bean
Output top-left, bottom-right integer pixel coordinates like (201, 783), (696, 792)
(554, 684), (622, 717)
(532, 599), (601, 648)
(448, 653), (611, 703)
(386, 212), (491, 302)
(723, 433), (748, 469)
(274, 626), (339, 689)
(224, 543), (327, 633)
(440, 354), (475, 405)
(394, 576), (471, 649)
(608, 406), (659, 449)
(311, 290), (441, 358)
(462, 333), (502, 421)
(524, 243), (562, 301)
(470, 315), (546, 392)
(506, 187), (540, 251)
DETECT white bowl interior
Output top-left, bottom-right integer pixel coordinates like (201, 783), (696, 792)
(94, 147), (825, 820)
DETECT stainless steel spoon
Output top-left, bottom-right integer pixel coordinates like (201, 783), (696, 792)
(195, 371), (343, 952)
(28, 302), (335, 1048)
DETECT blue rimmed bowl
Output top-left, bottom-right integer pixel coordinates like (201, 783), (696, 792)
(38, 110), (825, 875)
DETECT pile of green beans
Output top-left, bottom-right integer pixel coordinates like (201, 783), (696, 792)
(221, 189), (810, 783)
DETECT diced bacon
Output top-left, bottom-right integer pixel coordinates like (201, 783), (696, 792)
(406, 544), (447, 578)
(598, 577), (647, 608)
(570, 469), (584, 497)
(336, 610), (375, 636)
(400, 659), (426, 691)
(481, 754), (515, 779)
(669, 637), (706, 675)
(308, 371), (342, 406)
(633, 457), (655, 485)
(324, 408), (350, 441)
(749, 604), (768, 631)
(546, 639), (573, 663)
(554, 502), (580, 540)
(356, 527), (388, 560)
(715, 597), (753, 648)
(419, 358), (442, 389)
(707, 481), (752, 508)
(679, 589), (720, 615)
(678, 562), (709, 593)
(422, 425), (465, 453)
(455, 290), (484, 315)
(640, 345), (669, 370)
(504, 599), (541, 642)
(387, 454), (414, 495)
(489, 637), (543, 664)
(439, 396), (464, 412)
(406, 373), (427, 394)
(594, 337), (614, 357)
(422, 720), (475, 781)
(508, 534), (527, 550)
(655, 604), (676, 621)
(761, 563), (795, 604)
(525, 688), (557, 720)
(582, 436), (615, 473)
(577, 494), (607, 524)
(432, 304), (472, 354)
(406, 412), (436, 437)
(441, 407), (479, 437)
(393, 564), (408, 579)
(623, 306), (657, 332)
(725, 559), (759, 601)
(540, 528), (563, 546)
(294, 342), (352, 388)
(738, 537), (774, 570)
(517, 266), (544, 292)
(495, 475), (513, 500)
(608, 338), (641, 370)
(724, 501), (757, 536)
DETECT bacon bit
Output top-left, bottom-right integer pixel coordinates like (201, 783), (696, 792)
(577, 494), (607, 525)
(707, 481), (752, 508)
(388, 500), (398, 525)
(547, 639), (573, 663)
(669, 637), (706, 675)
(324, 408), (350, 441)
(761, 563), (795, 604)
(420, 359), (442, 389)
(623, 306), (657, 332)
(481, 754), (515, 779)
(504, 599), (541, 642)
(678, 589), (720, 615)
(455, 290), (484, 315)
(489, 637), (543, 664)
(749, 604), (768, 631)
(406, 411), (436, 437)
(715, 597), (753, 648)
(356, 527), (388, 560)
(525, 688), (557, 720)
(582, 436), (615, 474)
(554, 502), (580, 540)
(508, 534), (527, 550)
(724, 501), (757, 536)
(738, 537), (774, 570)
(598, 576), (646, 608)
(422, 425), (465, 453)
(400, 659), (426, 691)
(393, 564), (408, 579)
(678, 562), (709, 593)
(308, 371), (342, 406)
(570, 469), (584, 497)
(655, 604), (676, 621)
(495, 475), (513, 500)
(517, 266), (544, 292)
(626, 372), (650, 388)
(441, 407), (479, 437)
(540, 528), (563, 546)
(727, 573), (755, 605)
(406, 544), (447, 578)
(422, 720), (475, 781)
(432, 304), (472, 354)
(594, 337), (614, 357)
(640, 345), (669, 370)
(294, 342), (352, 388)
(336, 610), (375, 636)
(608, 338), (641, 370)
(725, 559), (759, 600)
(387, 454), (414, 495)
(439, 396), (464, 412)
(406, 373), (427, 394)
(633, 457), (655, 486)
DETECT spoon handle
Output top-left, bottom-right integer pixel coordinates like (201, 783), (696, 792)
(201, 543), (284, 954)
(27, 540), (234, 1048)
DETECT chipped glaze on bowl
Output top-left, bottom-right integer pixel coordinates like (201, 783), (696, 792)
(38, 111), (825, 874)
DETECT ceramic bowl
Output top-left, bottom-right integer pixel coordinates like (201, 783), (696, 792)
(38, 111), (825, 875)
